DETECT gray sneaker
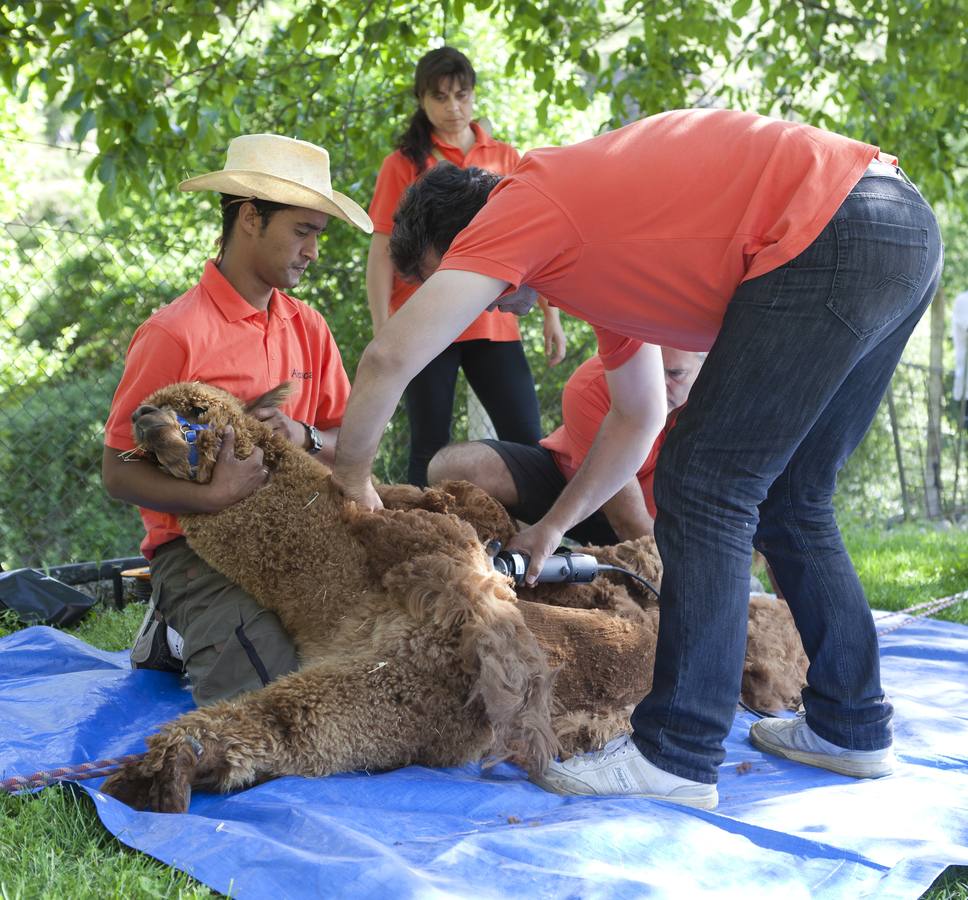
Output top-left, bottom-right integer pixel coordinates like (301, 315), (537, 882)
(749, 714), (895, 778)
(531, 734), (719, 810)
(130, 601), (183, 674)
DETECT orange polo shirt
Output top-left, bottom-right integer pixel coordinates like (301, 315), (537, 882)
(438, 108), (883, 368)
(104, 260), (350, 558)
(369, 121), (522, 343)
(540, 356), (676, 518)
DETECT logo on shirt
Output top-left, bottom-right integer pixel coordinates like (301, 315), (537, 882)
(291, 369), (313, 380)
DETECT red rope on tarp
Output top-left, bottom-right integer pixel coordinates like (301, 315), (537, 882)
(0, 752), (146, 794)
(875, 589), (968, 636)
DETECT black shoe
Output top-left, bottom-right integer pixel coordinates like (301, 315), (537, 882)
(130, 602), (183, 673)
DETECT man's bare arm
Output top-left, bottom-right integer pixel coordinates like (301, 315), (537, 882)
(332, 268), (508, 508)
(507, 344), (666, 582)
(101, 430), (267, 515)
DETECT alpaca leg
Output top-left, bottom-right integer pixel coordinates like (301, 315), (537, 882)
(100, 708), (231, 813)
(376, 483), (452, 513)
(102, 660), (488, 813)
(375, 480), (517, 547)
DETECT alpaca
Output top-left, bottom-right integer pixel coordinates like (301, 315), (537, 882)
(101, 381), (807, 812)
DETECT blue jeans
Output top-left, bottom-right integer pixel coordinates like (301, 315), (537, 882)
(630, 169), (944, 783)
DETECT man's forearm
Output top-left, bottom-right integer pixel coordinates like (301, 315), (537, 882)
(333, 269), (508, 498)
(102, 448), (229, 515)
(314, 427), (339, 466)
(332, 342), (408, 486)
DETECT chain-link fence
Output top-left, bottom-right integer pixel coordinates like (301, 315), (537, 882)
(1, 218), (963, 570)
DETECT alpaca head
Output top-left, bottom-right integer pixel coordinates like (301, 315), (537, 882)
(131, 381), (292, 482)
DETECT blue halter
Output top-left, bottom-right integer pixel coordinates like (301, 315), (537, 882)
(175, 415), (212, 479)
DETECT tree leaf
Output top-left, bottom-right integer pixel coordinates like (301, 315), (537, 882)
(73, 108), (97, 143)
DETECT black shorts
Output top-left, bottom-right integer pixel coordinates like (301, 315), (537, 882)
(478, 440), (620, 546)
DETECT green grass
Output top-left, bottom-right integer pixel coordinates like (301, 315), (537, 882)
(0, 787), (215, 900)
(1, 521), (966, 898)
(1, 603), (218, 898)
(843, 518), (968, 622)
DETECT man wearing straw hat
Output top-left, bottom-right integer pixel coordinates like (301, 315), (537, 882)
(102, 134), (373, 706)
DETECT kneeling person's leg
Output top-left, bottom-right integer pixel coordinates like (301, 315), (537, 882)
(432, 440), (618, 546)
(428, 440), (520, 506)
(150, 540), (298, 706)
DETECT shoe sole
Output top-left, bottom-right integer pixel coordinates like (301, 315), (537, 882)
(749, 727), (894, 778)
(530, 775), (719, 810)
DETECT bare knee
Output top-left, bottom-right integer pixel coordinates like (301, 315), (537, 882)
(428, 442), (519, 506)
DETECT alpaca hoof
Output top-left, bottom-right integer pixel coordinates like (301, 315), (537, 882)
(102, 737), (201, 813)
(101, 768), (157, 811)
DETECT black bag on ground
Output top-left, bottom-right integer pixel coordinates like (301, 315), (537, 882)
(0, 568), (96, 627)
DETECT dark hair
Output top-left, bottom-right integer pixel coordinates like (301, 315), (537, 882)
(389, 165), (501, 282)
(216, 194), (291, 263)
(397, 47), (476, 170)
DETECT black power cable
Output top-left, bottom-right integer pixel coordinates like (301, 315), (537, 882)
(595, 564), (661, 601)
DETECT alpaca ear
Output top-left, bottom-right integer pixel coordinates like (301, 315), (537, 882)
(244, 381), (293, 414)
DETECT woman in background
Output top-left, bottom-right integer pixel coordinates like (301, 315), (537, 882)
(366, 46), (565, 485)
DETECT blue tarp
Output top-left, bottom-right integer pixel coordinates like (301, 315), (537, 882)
(2, 612), (967, 898)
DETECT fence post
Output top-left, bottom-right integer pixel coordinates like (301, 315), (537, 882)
(953, 335), (968, 513)
(924, 286), (945, 518)
(886, 384), (911, 520)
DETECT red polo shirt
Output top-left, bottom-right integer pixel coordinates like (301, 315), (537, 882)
(369, 121), (522, 342)
(104, 260), (350, 557)
(438, 109), (884, 368)
(540, 356), (675, 517)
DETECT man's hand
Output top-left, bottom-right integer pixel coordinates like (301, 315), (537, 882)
(205, 426), (269, 510)
(507, 519), (565, 586)
(331, 467), (384, 512)
(334, 269), (509, 503)
(250, 405), (305, 448)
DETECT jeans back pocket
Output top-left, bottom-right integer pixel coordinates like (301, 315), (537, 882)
(826, 217), (928, 341)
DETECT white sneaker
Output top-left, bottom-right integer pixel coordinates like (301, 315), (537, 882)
(531, 734), (719, 810)
(749, 714), (895, 778)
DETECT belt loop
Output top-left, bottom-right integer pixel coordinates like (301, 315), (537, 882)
(895, 165), (916, 188)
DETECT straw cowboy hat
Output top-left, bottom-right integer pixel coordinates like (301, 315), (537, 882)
(178, 134), (373, 234)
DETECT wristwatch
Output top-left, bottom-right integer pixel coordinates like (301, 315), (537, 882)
(303, 422), (323, 455)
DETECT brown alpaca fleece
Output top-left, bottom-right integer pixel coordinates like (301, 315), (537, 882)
(744, 593), (809, 712)
(106, 381), (564, 811)
(103, 380), (808, 812)
(519, 548), (808, 753)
